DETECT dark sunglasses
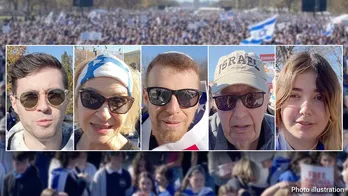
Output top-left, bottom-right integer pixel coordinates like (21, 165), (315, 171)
(146, 87), (201, 108)
(14, 89), (68, 109)
(213, 92), (265, 111)
(79, 89), (134, 114)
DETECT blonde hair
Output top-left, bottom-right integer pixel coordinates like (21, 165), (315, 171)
(74, 57), (141, 136)
(40, 188), (58, 196)
(232, 158), (259, 183)
(276, 52), (342, 150)
(218, 184), (236, 196)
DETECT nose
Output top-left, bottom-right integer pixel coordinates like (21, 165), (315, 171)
(232, 99), (248, 118)
(165, 95), (181, 114)
(36, 92), (50, 112)
(95, 102), (113, 121)
(299, 100), (313, 116)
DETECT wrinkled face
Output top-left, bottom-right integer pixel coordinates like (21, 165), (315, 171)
(13, 159), (29, 174)
(189, 171), (205, 191)
(10, 68), (68, 141)
(320, 155), (336, 167)
(144, 66), (199, 145)
(216, 84), (268, 150)
(77, 77), (129, 144)
(280, 71), (330, 143)
(139, 176), (153, 193)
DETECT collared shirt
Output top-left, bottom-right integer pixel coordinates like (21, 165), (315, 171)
(6, 121), (73, 150)
(105, 165), (123, 175)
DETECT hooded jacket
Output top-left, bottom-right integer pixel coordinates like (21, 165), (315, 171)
(6, 121), (73, 150)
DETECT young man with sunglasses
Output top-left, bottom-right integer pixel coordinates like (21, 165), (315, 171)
(142, 52), (206, 150)
(7, 53), (73, 150)
(209, 50), (275, 150)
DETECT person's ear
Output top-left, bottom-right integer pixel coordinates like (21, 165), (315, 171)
(143, 88), (149, 106)
(10, 95), (19, 114)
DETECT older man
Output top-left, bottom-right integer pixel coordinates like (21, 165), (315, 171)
(209, 50), (275, 150)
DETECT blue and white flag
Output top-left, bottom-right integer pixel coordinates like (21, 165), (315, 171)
(241, 15), (278, 45)
(220, 10), (234, 21)
(44, 11), (53, 25)
(56, 11), (65, 24)
(323, 22), (334, 36)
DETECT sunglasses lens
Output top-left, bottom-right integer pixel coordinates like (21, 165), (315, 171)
(80, 90), (104, 110)
(242, 92), (264, 108)
(108, 97), (134, 114)
(20, 92), (39, 109)
(148, 88), (171, 106)
(47, 89), (66, 106)
(177, 90), (200, 107)
(214, 95), (237, 111)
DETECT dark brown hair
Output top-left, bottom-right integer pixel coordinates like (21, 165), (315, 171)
(9, 53), (69, 94)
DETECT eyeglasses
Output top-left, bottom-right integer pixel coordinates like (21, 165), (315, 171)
(79, 89), (134, 114)
(213, 92), (265, 111)
(146, 87), (201, 108)
(14, 89), (68, 110)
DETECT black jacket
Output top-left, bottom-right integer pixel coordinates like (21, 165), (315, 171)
(2, 165), (43, 196)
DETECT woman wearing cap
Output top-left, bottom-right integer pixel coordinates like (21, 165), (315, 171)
(276, 52), (342, 150)
(74, 54), (140, 150)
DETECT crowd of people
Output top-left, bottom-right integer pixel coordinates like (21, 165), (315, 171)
(0, 151), (348, 196)
(0, 9), (347, 46)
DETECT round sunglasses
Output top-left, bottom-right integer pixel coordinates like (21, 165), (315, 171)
(213, 92), (265, 111)
(146, 87), (201, 108)
(79, 89), (134, 114)
(14, 89), (68, 110)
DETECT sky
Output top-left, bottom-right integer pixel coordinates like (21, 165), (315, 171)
(292, 45), (343, 82)
(209, 46), (275, 82)
(141, 46), (208, 69)
(27, 46), (73, 62)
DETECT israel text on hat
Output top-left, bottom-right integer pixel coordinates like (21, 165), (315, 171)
(218, 53), (259, 74)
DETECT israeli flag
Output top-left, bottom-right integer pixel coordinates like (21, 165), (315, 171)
(241, 15), (278, 45)
(323, 22), (334, 36)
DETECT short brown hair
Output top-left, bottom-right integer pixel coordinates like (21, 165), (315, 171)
(145, 52), (200, 86)
(9, 53), (69, 95)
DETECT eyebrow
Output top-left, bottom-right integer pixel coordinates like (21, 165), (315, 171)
(291, 87), (319, 92)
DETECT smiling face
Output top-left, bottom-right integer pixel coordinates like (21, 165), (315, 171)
(76, 77), (129, 144)
(280, 71), (330, 144)
(216, 84), (269, 150)
(144, 65), (199, 145)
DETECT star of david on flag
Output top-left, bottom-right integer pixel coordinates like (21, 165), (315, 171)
(241, 15), (278, 45)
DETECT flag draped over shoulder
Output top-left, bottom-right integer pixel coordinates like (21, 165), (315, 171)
(141, 82), (209, 150)
(241, 15), (278, 45)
